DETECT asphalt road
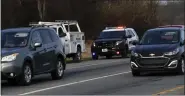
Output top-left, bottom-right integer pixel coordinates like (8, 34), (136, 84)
(1, 57), (184, 95)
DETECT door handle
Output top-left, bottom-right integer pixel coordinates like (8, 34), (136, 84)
(65, 40), (68, 41)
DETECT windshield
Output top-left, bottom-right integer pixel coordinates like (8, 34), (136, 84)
(140, 30), (180, 45)
(98, 31), (126, 39)
(1, 32), (29, 48)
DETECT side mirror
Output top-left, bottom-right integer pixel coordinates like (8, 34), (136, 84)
(132, 40), (139, 45)
(34, 42), (42, 48)
(59, 33), (67, 37)
(126, 35), (132, 38)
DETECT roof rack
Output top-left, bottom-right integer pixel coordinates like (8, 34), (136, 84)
(158, 25), (184, 28)
(55, 20), (78, 24)
(29, 20), (79, 27)
(29, 21), (62, 27)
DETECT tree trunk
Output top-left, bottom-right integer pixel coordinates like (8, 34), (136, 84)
(37, 0), (46, 21)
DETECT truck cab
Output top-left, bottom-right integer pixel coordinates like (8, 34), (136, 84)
(30, 20), (86, 61)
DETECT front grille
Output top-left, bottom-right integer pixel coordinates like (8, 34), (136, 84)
(97, 42), (115, 48)
(140, 53), (164, 57)
(136, 58), (169, 67)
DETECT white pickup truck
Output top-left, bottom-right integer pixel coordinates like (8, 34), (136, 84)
(29, 20), (86, 61)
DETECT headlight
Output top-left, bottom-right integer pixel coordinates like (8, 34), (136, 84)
(93, 42), (96, 47)
(131, 51), (139, 57)
(164, 48), (179, 56)
(116, 41), (122, 45)
(1, 53), (19, 62)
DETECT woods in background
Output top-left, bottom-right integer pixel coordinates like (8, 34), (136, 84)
(2, 0), (184, 39)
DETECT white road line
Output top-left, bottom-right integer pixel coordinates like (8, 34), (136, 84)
(19, 71), (131, 95)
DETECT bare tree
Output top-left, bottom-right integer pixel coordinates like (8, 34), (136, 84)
(37, 0), (46, 21)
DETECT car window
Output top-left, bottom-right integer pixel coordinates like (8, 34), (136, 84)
(140, 30), (180, 45)
(49, 29), (59, 42)
(129, 30), (135, 37)
(31, 31), (42, 44)
(98, 31), (126, 39)
(181, 29), (185, 41)
(58, 27), (64, 36)
(39, 30), (53, 44)
(2, 32), (29, 48)
(125, 30), (130, 36)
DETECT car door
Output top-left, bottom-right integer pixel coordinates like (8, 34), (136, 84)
(126, 30), (133, 50)
(31, 31), (46, 73)
(131, 29), (139, 41)
(39, 29), (55, 72)
(128, 30), (136, 50)
(58, 27), (70, 54)
(48, 29), (60, 69)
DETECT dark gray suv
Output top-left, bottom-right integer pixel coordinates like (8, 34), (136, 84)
(1, 27), (66, 85)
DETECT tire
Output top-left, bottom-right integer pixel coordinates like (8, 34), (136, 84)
(106, 55), (112, 59)
(51, 58), (65, 80)
(17, 64), (32, 86)
(177, 58), (185, 75)
(73, 47), (82, 62)
(92, 54), (98, 60)
(132, 69), (140, 76)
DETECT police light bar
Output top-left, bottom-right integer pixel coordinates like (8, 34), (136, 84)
(105, 26), (126, 30)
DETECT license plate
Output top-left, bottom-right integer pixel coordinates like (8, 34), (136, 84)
(102, 49), (108, 52)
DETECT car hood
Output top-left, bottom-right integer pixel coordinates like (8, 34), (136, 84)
(1, 48), (24, 56)
(134, 44), (179, 53)
(95, 38), (122, 42)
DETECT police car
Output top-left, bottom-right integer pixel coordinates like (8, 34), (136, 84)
(91, 26), (139, 60)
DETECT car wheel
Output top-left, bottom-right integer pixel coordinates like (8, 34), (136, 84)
(132, 69), (140, 76)
(73, 47), (82, 62)
(18, 64), (32, 86)
(51, 58), (65, 80)
(177, 59), (185, 75)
